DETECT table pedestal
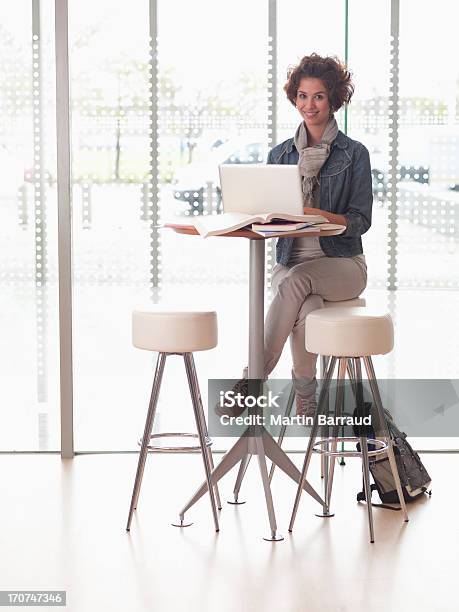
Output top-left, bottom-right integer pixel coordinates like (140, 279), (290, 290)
(178, 426), (324, 541)
(177, 240), (324, 540)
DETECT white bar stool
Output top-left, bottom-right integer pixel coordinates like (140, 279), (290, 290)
(269, 296), (366, 482)
(126, 310), (221, 532)
(288, 307), (409, 543)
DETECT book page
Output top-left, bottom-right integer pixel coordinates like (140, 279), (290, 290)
(193, 211), (257, 237)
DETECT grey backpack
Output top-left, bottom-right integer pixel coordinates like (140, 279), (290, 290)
(357, 412), (432, 509)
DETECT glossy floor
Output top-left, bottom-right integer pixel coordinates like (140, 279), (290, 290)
(0, 452), (456, 612)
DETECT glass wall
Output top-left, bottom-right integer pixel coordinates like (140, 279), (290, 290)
(68, 0), (152, 450)
(69, 0), (268, 450)
(0, 1), (59, 450)
(348, 0), (391, 289)
(157, 0), (268, 450)
(1, 0), (458, 451)
(396, 0), (459, 291)
(277, 0), (346, 142)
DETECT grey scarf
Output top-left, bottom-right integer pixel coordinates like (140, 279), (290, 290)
(294, 116), (338, 207)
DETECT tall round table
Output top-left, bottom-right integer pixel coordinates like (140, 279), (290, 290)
(165, 222), (344, 540)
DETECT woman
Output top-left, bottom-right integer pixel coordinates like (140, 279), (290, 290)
(218, 53), (372, 418)
(264, 53), (372, 414)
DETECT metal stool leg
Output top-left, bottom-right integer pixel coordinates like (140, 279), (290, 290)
(346, 359), (357, 397)
(267, 356), (335, 486)
(183, 354), (220, 532)
(188, 354), (222, 510)
(339, 359), (358, 465)
(289, 357), (337, 532)
(363, 356), (409, 523)
(126, 353), (167, 531)
(320, 355), (330, 479)
(354, 357), (375, 543)
(316, 357), (347, 517)
(268, 383), (295, 483)
(360, 433), (375, 543)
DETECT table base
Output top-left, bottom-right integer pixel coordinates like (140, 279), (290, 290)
(176, 428), (324, 541)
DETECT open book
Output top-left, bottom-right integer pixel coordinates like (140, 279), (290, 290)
(193, 211), (329, 238)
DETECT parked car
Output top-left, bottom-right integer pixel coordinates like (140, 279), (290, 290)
(172, 140), (267, 214)
(372, 165), (430, 202)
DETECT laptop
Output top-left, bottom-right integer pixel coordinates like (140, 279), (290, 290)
(218, 164), (303, 215)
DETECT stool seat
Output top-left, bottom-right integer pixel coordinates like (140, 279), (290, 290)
(132, 310), (218, 353)
(289, 307), (409, 543)
(324, 297), (366, 308)
(306, 307), (393, 357)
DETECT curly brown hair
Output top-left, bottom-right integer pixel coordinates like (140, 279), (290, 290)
(284, 53), (354, 112)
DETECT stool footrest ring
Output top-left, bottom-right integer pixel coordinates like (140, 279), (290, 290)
(312, 436), (387, 458)
(139, 432), (213, 453)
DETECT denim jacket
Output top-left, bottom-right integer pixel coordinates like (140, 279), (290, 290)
(268, 130), (373, 265)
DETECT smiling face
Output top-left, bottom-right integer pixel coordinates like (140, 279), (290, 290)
(295, 77), (331, 132)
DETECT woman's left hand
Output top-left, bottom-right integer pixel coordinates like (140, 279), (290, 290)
(303, 206), (347, 227)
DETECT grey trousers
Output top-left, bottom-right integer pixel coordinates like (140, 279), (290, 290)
(264, 256), (367, 383)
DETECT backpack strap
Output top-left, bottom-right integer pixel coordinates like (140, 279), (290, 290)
(387, 417), (407, 441)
